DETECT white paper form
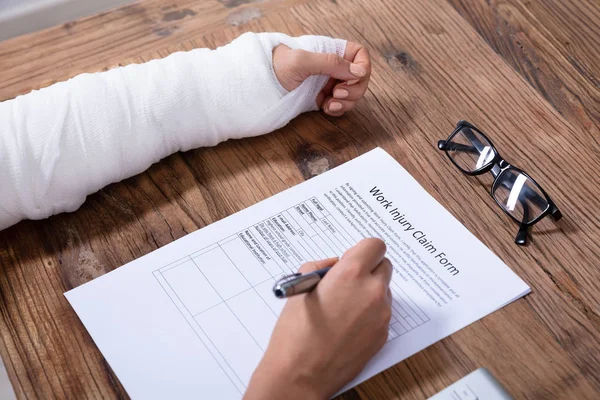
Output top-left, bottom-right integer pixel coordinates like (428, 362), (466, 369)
(65, 148), (530, 399)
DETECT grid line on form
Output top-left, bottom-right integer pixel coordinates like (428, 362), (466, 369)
(218, 235), (240, 246)
(290, 199), (352, 260)
(240, 229), (284, 274)
(217, 244), (278, 319)
(244, 198), (352, 273)
(311, 196), (355, 253)
(191, 276), (274, 317)
(392, 280), (429, 323)
(154, 271), (245, 394)
(153, 196), (431, 391)
(285, 210), (327, 259)
(315, 220), (344, 255)
(282, 210), (321, 259)
(189, 256), (267, 353)
(311, 197), (354, 251)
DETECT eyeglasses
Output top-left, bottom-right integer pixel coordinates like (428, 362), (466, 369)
(438, 120), (562, 245)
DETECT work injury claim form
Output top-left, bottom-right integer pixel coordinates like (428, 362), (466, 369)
(66, 148), (530, 399)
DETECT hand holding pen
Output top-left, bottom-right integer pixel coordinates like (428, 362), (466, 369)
(247, 238), (393, 400)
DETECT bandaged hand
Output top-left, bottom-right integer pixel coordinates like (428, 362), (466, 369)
(273, 41), (371, 116)
(0, 32), (371, 231)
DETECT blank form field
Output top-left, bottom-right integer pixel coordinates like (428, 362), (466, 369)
(162, 260), (221, 315)
(193, 248), (250, 300)
(255, 279), (285, 317)
(195, 303), (264, 388)
(388, 326), (399, 341)
(227, 290), (277, 351)
(221, 238), (271, 285)
(392, 321), (407, 335)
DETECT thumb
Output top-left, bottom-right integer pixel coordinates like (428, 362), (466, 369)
(298, 257), (339, 274)
(298, 50), (367, 81)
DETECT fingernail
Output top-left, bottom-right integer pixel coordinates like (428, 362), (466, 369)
(329, 102), (343, 112)
(333, 89), (349, 99)
(350, 63), (366, 77)
(346, 79), (359, 86)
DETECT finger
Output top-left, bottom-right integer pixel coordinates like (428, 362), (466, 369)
(323, 98), (356, 115)
(343, 43), (371, 88)
(344, 43), (371, 77)
(372, 257), (393, 284)
(297, 49), (368, 82)
(298, 257), (339, 273)
(317, 77), (338, 108)
(341, 238), (387, 274)
(321, 77), (337, 94)
(324, 106), (345, 117)
(332, 80), (368, 101)
(321, 95), (343, 115)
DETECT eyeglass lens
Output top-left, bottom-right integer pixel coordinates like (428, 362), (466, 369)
(492, 169), (549, 224)
(445, 127), (496, 173)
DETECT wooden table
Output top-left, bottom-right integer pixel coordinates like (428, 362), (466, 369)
(1, 0), (599, 398)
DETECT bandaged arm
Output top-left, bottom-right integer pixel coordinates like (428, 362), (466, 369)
(0, 32), (346, 231)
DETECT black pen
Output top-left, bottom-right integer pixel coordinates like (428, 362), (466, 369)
(272, 267), (331, 298)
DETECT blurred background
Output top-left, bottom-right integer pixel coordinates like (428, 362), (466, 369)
(0, 0), (135, 42)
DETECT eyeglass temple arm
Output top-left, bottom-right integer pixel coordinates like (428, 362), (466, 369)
(514, 189), (562, 245)
(457, 126), (488, 152)
(438, 126), (487, 153)
(550, 204), (563, 220)
(437, 141), (480, 154)
(515, 201), (530, 245)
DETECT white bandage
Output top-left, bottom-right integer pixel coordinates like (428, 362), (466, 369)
(0, 32), (346, 230)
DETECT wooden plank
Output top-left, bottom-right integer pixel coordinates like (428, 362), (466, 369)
(0, 0), (599, 398)
(445, 0), (600, 391)
(447, 0), (600, 152)
(0, 0), (308, 102)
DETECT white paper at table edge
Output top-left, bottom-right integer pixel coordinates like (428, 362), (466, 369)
(64, 146), (532, 397)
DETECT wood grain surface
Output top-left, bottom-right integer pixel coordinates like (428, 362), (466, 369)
(0, 0), (599, 398)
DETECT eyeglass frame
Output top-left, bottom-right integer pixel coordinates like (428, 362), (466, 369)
(437, 120), (562, 245)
